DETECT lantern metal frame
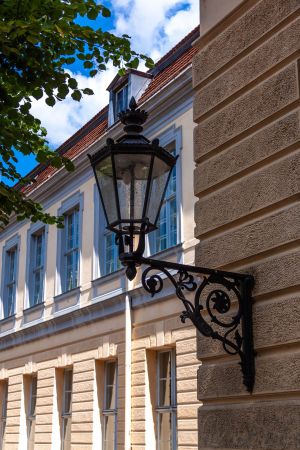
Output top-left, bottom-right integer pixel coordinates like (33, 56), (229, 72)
(89, 98), (256, 393)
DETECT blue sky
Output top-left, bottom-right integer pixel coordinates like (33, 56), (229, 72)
(13, 0), (199, 181)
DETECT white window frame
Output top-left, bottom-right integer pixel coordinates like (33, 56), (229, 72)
(0, 380), (8, 450)
(148, 125), (182, 256)
(61, 368), (73, 450)
(56, 192), (83, 296)
(156, 349), (177, 450)
(114, 84), (129, 120)
(103, 360), (118, 450)
(0, 234), (20, 319)
(26, 375), (37, 450)
(93, 185), (122, 279)
(25, 223), (48, 309)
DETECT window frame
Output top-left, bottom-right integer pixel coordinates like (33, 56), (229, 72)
(103, 360), (118, 450)
(0, 380), (8, 450)
(56, 192), (83, 296)
(61, 368), (73, 450)
(25, 223), (48, 309)
(26, 374), (37, 450)
(0, 234), (20, 319)
(148, 125), (182, 256)
(114, 84), (129, 121)
(156, 349), (177, 450)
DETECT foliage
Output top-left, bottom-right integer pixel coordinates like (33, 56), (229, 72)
(0, 0), (153, 228)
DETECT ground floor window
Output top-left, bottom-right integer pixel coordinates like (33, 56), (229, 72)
(156, 349), (177, 450)
(103, 361), (118, 450)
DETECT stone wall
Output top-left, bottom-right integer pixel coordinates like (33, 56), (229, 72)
(193, 0), (300, 448)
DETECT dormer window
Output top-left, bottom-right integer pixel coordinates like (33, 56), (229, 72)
(115, 84), (128, 120)
(107, 70), (152, 127)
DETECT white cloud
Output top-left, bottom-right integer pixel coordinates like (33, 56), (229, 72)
(32, 1), (199, 148)
(31, 65), (118, 147)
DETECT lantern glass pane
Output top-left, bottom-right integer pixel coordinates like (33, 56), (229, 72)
(95, 157), (118, 224)
(146, 157), (172, 225)
(114, 153), (151, 224)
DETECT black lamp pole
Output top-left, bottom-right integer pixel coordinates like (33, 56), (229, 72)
(89, 97), (255, 392)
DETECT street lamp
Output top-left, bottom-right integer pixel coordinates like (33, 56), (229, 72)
(89, 97), (255, 392)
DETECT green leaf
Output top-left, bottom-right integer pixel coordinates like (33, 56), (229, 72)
(101, 6), (111, 17)
(82, 88), (94, 95)
(45, 96), (56, 107)
(71, 90), (82, 101)
(68, 78), (78, 89)
(87, 9), (98, 20)
(89, 69), (98, 77)
(32, 88), (43, 100)
(83, 60), (93, 69)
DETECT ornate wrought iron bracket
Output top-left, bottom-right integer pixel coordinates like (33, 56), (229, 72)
(116, 225), (255, 392)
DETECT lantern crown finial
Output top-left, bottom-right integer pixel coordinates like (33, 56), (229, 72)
(118, 96), (148, 134)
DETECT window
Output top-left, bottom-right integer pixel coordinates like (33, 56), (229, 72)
(104, 232), (121, 275)
(115, 85), (128, 119)
(26, 375), (37, 450)
(4, 246), (17, 317)
(61, 369), (73, 450)
(151, 145), (178, 254)
(103, 361), (118, 450)
(156, 350), (177, 450)
(0, 381), (8, 450)
(29, 229), (45, 306)
(63, 209), (79, 292)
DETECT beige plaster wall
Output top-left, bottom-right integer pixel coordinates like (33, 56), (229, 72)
(194, 0), (300, 448)
(0, 299), (198, 450)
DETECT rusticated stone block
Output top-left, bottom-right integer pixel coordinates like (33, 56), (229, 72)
(194, 63), (299, 150)
(251, 251), (300, 297)
(198, 351), (300, 398)
(195, 153), (300, 234)
(193, 0), (300, 86)
(194, 111), (300, 187)
(198, 401), (300, 449)
(195, 17), (300, 117)
(197, 296), (300, 358)
(195, 204), (300, 267)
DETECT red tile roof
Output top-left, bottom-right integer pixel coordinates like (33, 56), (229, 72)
(22, 26), (199, 195)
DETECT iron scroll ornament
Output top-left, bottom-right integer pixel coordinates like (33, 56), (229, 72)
(127, 255), (255, 393)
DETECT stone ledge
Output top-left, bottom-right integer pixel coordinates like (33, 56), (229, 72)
(194, 62), (299, 152)
(198, 400), (300, 449)
(195, 203), (300, 267)
(193, 0), (300, 86)
(194, 17), (300, 118)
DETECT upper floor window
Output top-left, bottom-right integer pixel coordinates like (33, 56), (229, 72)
(29, 229), (45, 306)
(103, 361), (118, 450)
(150, 144), (178, 254)
(0, 380), (8, 450)
(61, 368), (73, 450)
(26, 375), (37, 450)
(63, 208), (79, 292)
(104, 232), (121, 276)
(4, 245), (18, 318)
(156, 349), (177, 450)
(115, 84), (128, 119)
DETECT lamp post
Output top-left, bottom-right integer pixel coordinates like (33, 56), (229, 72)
(89, 97), (255, 392)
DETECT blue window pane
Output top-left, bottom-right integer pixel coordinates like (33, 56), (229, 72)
(30, 230), (45, 306)
(104, 232), (121, 275)
(151, 146), (178, 255)
(63, 209), (79, 292)
(5, 248), (16, 317)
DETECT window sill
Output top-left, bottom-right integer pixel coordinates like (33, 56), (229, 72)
(23, 302), (44, 324)
(54, 286), (80, 313)
(92, 267), (125, 285)
(148, 242), (183, 261)
(0, 314), (16, 333)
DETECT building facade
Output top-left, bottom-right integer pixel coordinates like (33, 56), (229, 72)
(194, 1), (300, 449)
(0, 29), (200, 449)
